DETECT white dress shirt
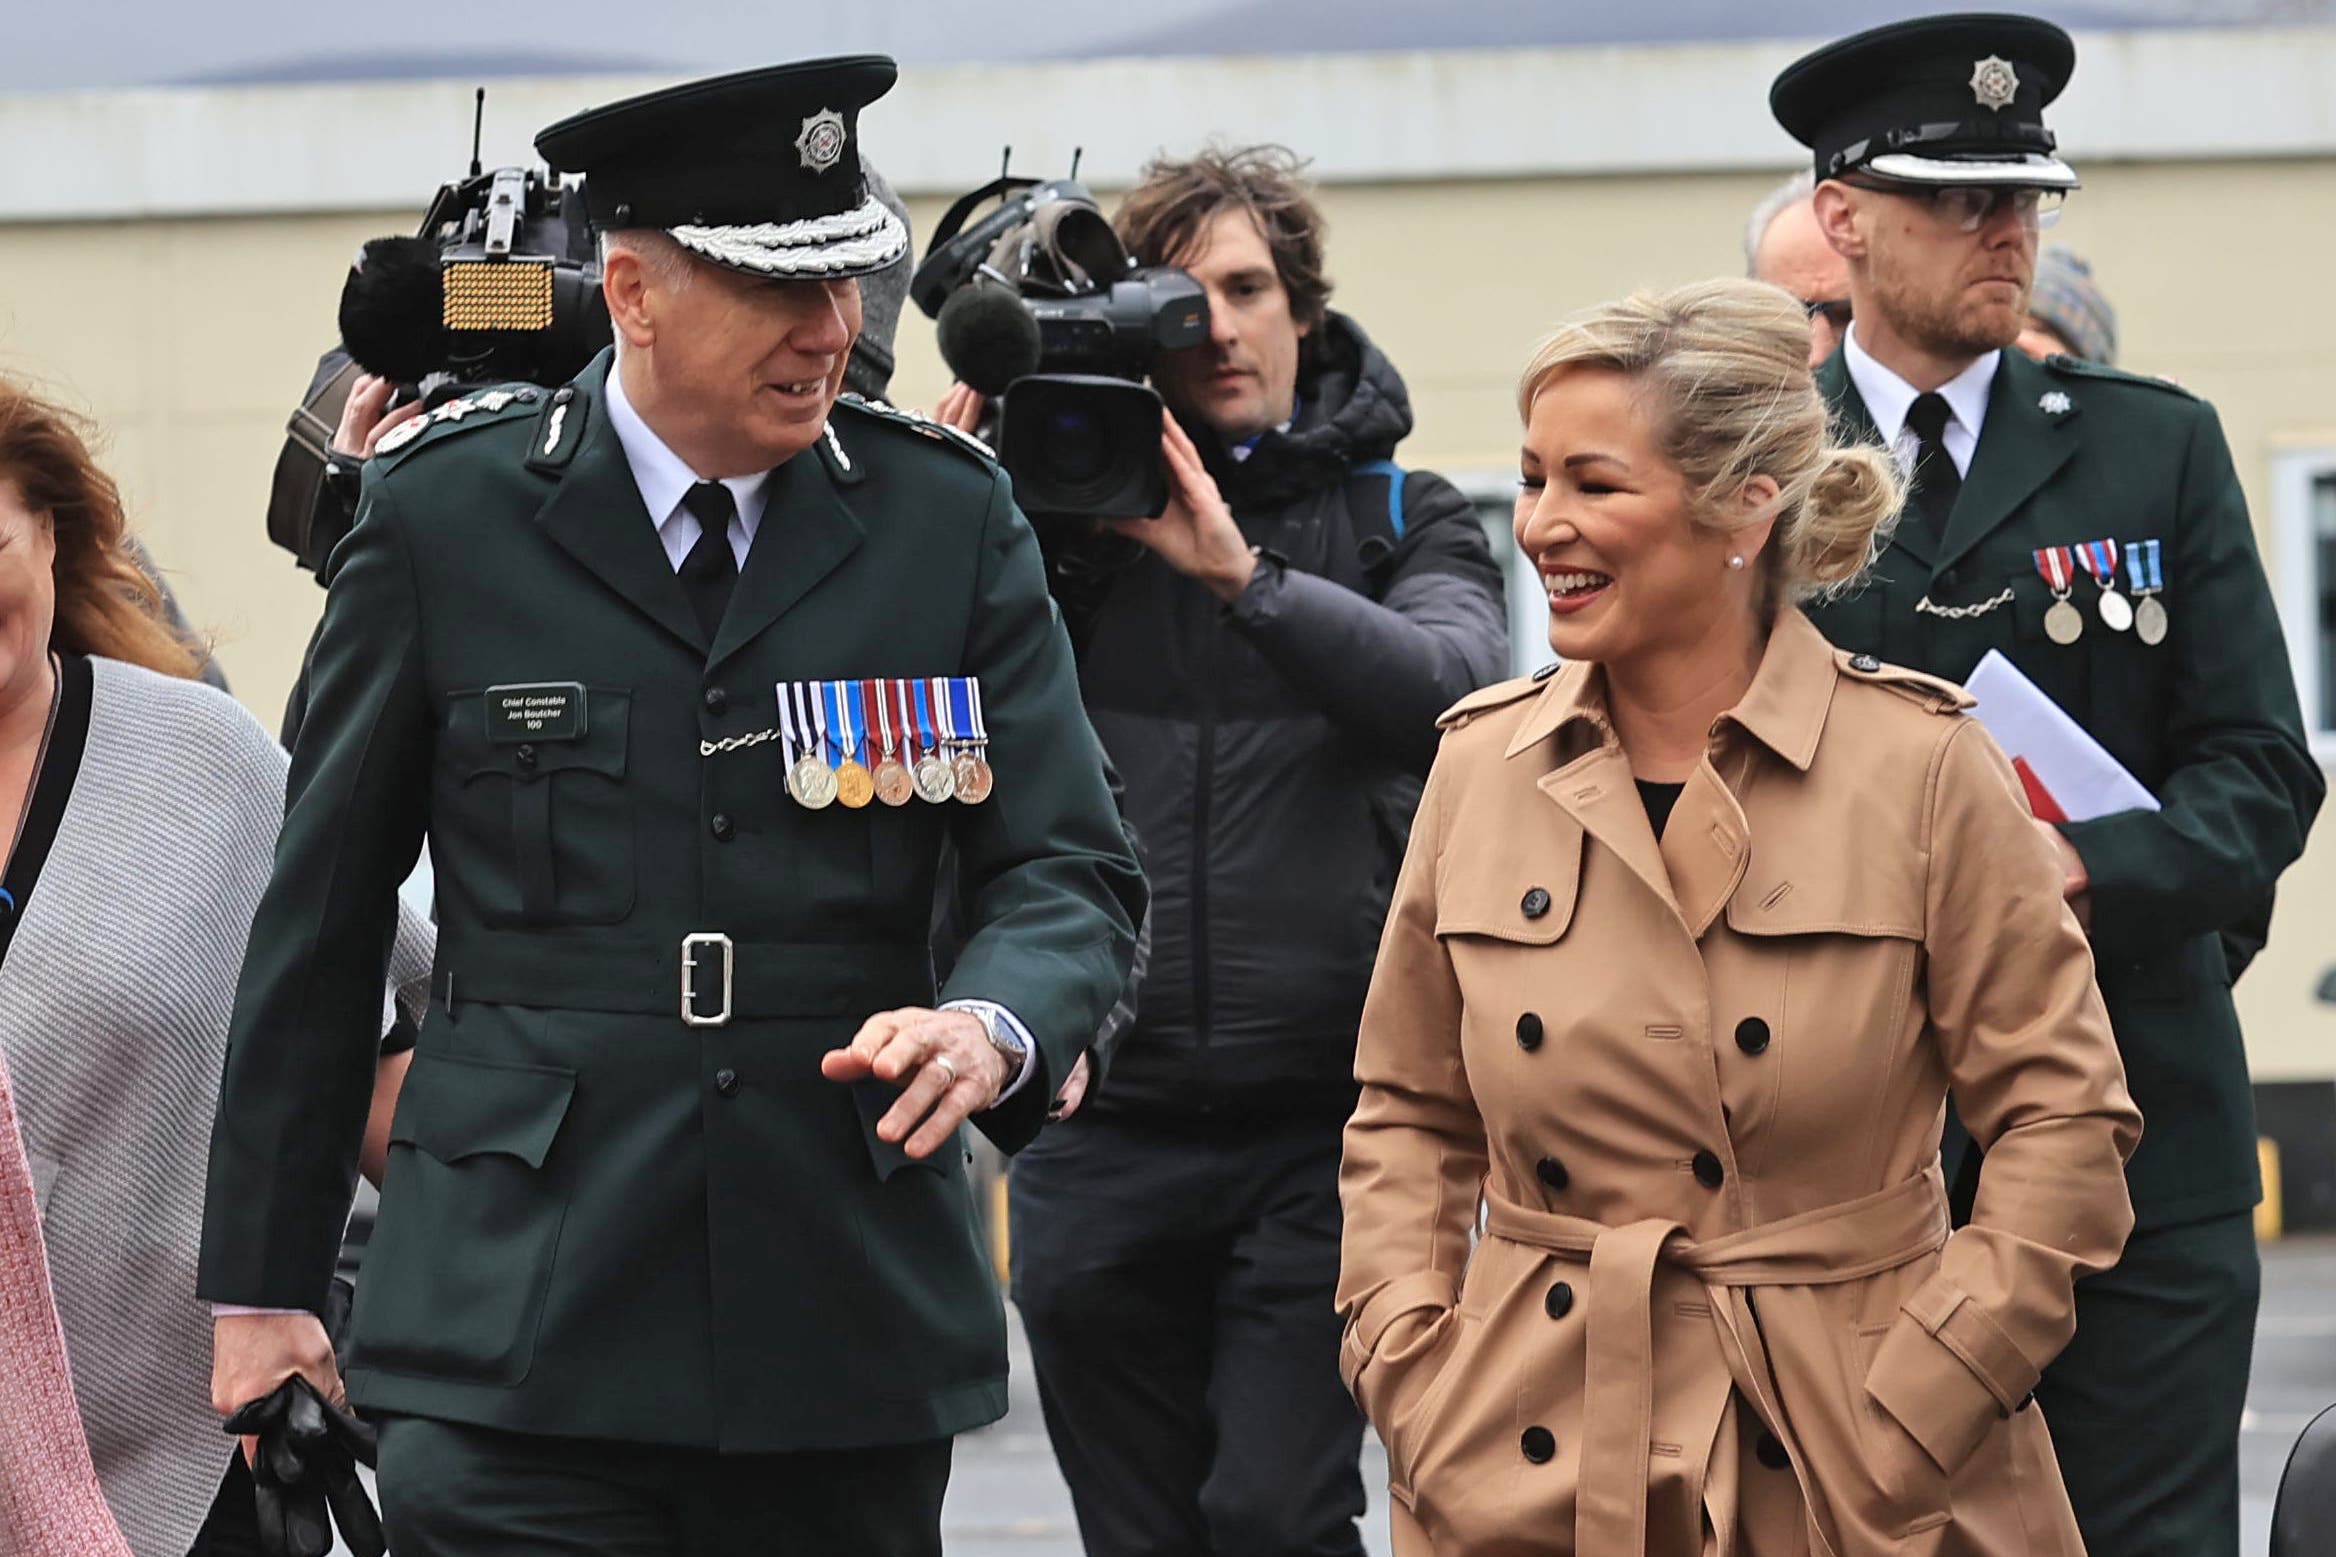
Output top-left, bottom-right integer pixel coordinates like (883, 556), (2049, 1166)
(1842, 324), (1998, 480)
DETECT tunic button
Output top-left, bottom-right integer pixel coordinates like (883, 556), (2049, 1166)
(1536, 1156), (1569, 1192)
(515, 744), (538, 769)
(1756, 1431), (1791, 1470)
(1735, 1017), (1771, 1055)
(710, 813), (736, 842)
(1516, 1012), (1544, 1051)
(1521, 887), (1552, 919)
(1520, 1426), (1557, 1464)
(1545, 1281), (1575, 1320)
(1938, 567), (1962, 591)
(1692, 1150), (1726, 1189)
(714, 1068), (739, 1098)
(703, 686), (729, 714)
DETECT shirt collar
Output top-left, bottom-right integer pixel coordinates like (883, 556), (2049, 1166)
(1842, 325), (1999, 448)
(604, 357), (773, 537)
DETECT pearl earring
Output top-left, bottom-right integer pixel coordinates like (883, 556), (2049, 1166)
(1727, 555), (1746, 571)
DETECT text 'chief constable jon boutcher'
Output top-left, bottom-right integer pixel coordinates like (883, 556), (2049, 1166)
(196, 56), (1144, 1557)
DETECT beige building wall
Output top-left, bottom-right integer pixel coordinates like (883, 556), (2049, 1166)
(2, 103), (2331, 1079)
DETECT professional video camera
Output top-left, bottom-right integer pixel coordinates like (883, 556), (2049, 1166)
(912, 169), (1207, 522)
(268, 98), (612, 574)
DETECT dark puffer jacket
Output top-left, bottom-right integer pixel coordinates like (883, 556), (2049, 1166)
(1072, 313), (1507, 1119)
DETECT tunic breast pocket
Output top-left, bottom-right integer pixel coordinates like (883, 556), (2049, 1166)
(440, 687), (635, 927)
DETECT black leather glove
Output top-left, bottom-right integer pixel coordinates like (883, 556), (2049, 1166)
(222, 1377), (386, 1557)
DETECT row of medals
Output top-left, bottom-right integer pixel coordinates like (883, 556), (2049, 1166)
(787, 739), (992, 810)
(2044, 580), (2167, 647)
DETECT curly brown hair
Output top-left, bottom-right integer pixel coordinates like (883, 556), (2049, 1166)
(0, 377), (204, 680)
(1114, 144), (1333, 334)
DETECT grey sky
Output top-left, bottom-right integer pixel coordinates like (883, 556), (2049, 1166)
(4, 0), (2331, 93)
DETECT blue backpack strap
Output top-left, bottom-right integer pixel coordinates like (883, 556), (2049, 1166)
(1345, 458), (1408, 596)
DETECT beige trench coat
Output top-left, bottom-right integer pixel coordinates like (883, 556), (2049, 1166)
(1337, 610), (2140, 1557)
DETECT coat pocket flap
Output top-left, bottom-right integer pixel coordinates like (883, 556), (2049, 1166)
(391, 1052), (577, 1169)
(1433, 814), (1583, 945)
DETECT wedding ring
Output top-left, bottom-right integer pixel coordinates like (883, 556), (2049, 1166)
(933, 1055), (959, 1087)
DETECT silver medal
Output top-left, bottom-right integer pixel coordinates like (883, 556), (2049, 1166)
(2045, 598), (2085, 645)
(2135, 594), (2168, 645)
(2097, 586), (2134, 633)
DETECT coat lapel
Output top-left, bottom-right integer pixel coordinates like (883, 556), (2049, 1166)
(1538, 747), (1679, 922)
(1819, 355), (1933, 569)
(707, 437), (867, 672)
(1935, 351), (2082, 576)
(532, 365), (709, 656)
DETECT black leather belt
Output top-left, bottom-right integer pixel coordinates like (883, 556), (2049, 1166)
(433, 929), (935, 1026)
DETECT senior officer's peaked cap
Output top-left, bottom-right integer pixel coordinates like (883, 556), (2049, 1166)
(535, 55), (909, 280)
(1771, 13), (2078, 191)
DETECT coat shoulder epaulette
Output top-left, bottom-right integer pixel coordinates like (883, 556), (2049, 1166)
(1833, 650), (1975, 715)
(831, 394), (999, 469)
(369, 384), (547, 471)
(2041, 354), (2199, 402)
(1437, 668), (1555, 731)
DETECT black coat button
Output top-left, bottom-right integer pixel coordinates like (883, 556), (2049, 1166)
(710, 813), (735, 842)
(1692, 1150), (1726, 1189)
(1536, 1156), (1569, 1192)
(1756, 1430), (1790, 1470)
(1521, 887), (1552, 919)
(714, 1068), (739, 1097)
(703, 686), (729, 713)
(1735, 1017), (1771, 1055)
(1849, 653), (1880, 673)
(1516, 1012), (1544, 1051)
(1520, 1426), (1557, 1464)
(1545, 1281), (1575, 1320)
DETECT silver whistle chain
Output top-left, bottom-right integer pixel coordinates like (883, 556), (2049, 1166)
(1914, 587), (2016, 620)
(700, 726), (786, 757)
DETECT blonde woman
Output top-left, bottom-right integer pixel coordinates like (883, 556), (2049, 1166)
(1336, 279), (2140, 1556)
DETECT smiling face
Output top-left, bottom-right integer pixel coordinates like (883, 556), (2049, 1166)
(606, 239), (861, 477)
(1151, 206), (1310, 444)
(1515, 366), (1764, 667)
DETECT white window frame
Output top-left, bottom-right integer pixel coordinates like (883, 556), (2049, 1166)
(2270, 446), (2336, 766)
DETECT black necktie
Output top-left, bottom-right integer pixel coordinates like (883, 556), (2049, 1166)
(1905, 391), (1962, 533)
(677, 481), (739, 638)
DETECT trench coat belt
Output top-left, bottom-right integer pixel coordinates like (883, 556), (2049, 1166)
(433, 929), (936, 1020)
(1481, 1167), (1950, 1557)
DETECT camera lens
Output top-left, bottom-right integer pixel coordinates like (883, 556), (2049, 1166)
(1048, 405), (1110, 485)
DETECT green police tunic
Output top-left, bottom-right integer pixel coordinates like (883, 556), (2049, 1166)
(198, 350), (1145, 1452)
(1806, 345), (2323, 1230)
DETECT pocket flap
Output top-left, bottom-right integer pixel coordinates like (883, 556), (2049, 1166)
(1433, 813), (1583, 945)
(444, 689), (629, 780)
(391, 1052), (577, 1169)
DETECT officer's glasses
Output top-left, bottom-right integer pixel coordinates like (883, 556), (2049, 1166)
(1853, 182), (2066, 233)
(1803, 298), (1853, 330)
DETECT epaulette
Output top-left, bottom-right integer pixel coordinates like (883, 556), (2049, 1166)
(370, 385), (547, 469)
(1834, 650), (1975, 714)
(2042, 354), (2198, 401)
(832, 393), (999, 468)
(1437, 670), (1554, 731)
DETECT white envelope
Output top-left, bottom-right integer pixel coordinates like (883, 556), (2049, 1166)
(1963, 649), (2159, 822)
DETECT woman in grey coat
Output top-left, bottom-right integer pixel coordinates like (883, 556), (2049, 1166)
(0, 376), (430, 1557)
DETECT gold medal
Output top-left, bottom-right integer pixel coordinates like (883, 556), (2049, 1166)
(2044, 598), (2085, 644)
(2135, 594), (2168, 645)
(836, 759), (874, 808)
(832, 680), (874, 808)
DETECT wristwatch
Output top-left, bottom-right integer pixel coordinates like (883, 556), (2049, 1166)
(964, 1003), (1028, 1087)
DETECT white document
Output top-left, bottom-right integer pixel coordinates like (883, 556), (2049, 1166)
(1963, 649), (2159, 822)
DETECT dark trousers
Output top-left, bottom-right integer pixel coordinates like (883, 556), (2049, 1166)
(374, 1415), (951, 1557)
(2035, 1211), (2259, 1557)
(186, 1454), (264, 1557)
(1010, 1109), (1366, 1557)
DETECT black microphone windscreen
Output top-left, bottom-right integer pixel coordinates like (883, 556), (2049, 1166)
(935, 285), (1042, 398)
(337, 237), (448, 386)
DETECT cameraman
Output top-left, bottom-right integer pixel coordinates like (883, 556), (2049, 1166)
(980, 145), (1506, 1557)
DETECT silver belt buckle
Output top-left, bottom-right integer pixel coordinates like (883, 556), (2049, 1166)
(681, 933), (735, 1027)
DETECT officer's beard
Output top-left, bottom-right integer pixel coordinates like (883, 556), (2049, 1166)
(1866, 246), (2033, 364)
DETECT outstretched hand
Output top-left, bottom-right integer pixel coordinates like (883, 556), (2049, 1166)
(1099, 413), (1257, 603)
(823, 1007), (1010, 1158)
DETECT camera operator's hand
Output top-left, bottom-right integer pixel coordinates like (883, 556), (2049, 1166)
(1100, 413), (1256, 604)
(332, 373), (423, 459)
(932, 382), (987, 435)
